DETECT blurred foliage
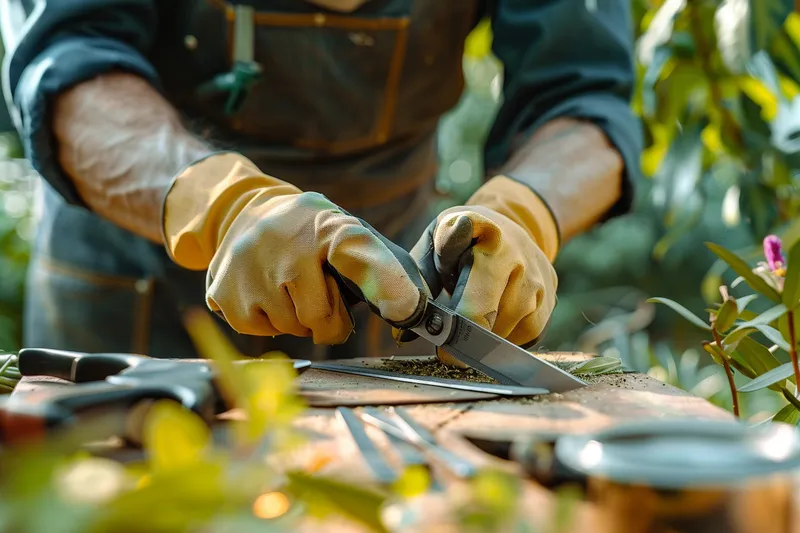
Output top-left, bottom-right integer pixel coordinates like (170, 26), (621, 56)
(652, 236), (800, 423)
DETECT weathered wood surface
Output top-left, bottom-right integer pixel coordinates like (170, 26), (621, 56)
(12, 353), (733, 532)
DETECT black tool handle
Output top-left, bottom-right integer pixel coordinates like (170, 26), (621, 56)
(18, 348), (149, 383)
(0, 378), (215, 447)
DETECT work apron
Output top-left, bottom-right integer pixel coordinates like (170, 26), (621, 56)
(23, 0), (482, 361)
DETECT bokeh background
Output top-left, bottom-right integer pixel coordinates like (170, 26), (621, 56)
(0, 0), (798, 420)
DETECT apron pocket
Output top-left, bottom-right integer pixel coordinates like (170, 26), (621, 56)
(23, 256), (155, 355)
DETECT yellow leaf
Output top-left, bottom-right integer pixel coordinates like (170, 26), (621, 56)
(785, 12), (800, 50)
(738, 76), (779, 121)
(240, 357), (307, 444)
(701, 124), (723, 154)
(391, 465), (430, 499)
(464, 18), (492, 59)
(183, 308), (249, 412)
(143, 400), (211, 473)
(641, 124), (671, 176)
(779, 75), (800, 100)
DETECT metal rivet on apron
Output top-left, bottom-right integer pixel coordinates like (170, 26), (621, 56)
(184, 35), (198, 50)
(348, 32), (375, 46)
(135, 279), (150, 294)
(314, 13), (326, 26)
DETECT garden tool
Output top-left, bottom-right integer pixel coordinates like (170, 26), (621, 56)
(0, 347), (310, 447)
(334, 267), (586, 393)
(554, 419), (800, 533)
(311, 362), (549, 396)
(358, 406), (477, 480)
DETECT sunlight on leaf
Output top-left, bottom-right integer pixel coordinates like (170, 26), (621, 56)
(464, 18), (493, 59)
(738, 76), (779, 121)
(739, 363), (794, 393)
(785, 12), (800, 50)
(184, 308), (248, 411)
(779, 75), (800, 100)
(732, 337), (786, 391)
(239, 357), (307, 446)
(772, 403), (800, 425)
(648, 297), (711, 329)
(143, 400), (211, 473)
(391, 465), (431, 500)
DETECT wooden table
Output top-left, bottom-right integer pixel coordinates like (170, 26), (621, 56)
(13, 353), (732, 532)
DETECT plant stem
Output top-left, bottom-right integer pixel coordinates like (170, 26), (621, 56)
(712, 327), (740, 417)
(721, 359), (740, 417)
(787, 310), (800, 393)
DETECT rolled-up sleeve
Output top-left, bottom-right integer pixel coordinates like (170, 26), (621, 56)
(485, 0), (643, 218)
(2, 0), (159, 205)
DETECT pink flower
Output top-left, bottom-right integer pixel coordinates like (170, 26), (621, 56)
(763, 235), (786, 276)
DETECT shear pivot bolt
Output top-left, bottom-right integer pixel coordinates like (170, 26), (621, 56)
(426, 313), (444, 336)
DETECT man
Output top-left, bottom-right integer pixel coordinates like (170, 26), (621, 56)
(2, 0), (640, 362)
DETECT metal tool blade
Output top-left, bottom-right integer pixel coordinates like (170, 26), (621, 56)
(359, 408), (476, 479)
(311, 362), (548, 397)
(361, 407), (427, 466)
(336, 407), (396, 484)
(410, 300), (586, 393)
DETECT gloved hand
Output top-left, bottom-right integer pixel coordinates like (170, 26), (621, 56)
(161, 152), (430, 344)
(400, 176), (559, 366)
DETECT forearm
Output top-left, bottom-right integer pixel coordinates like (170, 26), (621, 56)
(53, 72), (212, 243)
(498, 117), (624, 243)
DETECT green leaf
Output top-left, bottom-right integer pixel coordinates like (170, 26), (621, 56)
(754, 324), (791, 352)
(647, 297), (710, 330)
(714, 299), (739, 333)
(391, 465), (431, 499)
(705, 242), (782, 302)
(734, 303), (788, 328)
(738, 362), (795, 393)
(772, 403), (800, 425)
(702, 341), (725, 365)
(286, 472), (388, 533)
(143, 400), (211, 473)
(568, 356), (624, 376)
(736, 294), (759, 313)
(778, 312), (800, 352)
(734, 337), (780, 375)
(751, 0), (786, 51)
(784, 239), (800, 308)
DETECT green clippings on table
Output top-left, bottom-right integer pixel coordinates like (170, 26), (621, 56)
(0, 353), (19, 394)
(379, 358), (498, 383)
(379, 355), (624, 384)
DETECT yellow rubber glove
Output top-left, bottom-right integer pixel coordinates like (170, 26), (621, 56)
(161, 152), (430, 344)
(399, 176), (559, 365)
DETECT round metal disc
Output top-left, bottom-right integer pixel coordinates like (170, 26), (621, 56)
(555, 418), (800, 489)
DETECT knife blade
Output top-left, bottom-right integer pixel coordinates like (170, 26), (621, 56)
(409, 300), (586, 393)
(311, 362), (548, 396)
(336, 407), (397, 484)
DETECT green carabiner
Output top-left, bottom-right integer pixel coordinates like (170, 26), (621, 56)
(195, 4), (262, 116)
